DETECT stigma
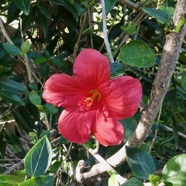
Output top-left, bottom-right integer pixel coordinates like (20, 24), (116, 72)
(78, 89), (102, 111)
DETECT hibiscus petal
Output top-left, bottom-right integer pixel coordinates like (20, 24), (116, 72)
(58, 108), (96, 144)
(43, 74), (87, 108)
(73, 49), (110, 89)
(92, 109), (124, 146)
(99, 76), (142, 120)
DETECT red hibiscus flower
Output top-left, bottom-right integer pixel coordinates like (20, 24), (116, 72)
(43, 49), (142, 146)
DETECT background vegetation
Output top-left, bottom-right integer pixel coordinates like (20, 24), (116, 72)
(0, 0), (186, 185)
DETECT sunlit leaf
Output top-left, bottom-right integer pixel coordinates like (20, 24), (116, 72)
(149, 174), (160, 186)
(118, 40), (156, 68)
(19, 176), (54, 186)
(162, 154), (186, 186)
(21, 41), (30, 54)
(0, 175), (24, 185)
(105, 0), (117, 14)
(24, 136), (52, 177)
(108, 174), (120, 186)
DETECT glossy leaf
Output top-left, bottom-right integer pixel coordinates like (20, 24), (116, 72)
(44, 103), (59, 114)
(3, 43), (21, 56)
(0, 175), (24, 185)
(118, 40), (156, 68)
(29, 92), (41, 106)
(143, 7), (172, 24)
(14, 0), (31, 15)
(24, 135), (52, 177)
(108, 174), (120, 186)
(121, 177), (144, 186)
(105, 0), (117, 14)
(19, 176), (54, 186)
(149, 174), (160, 186)
(162, 154), (186, 186)
(0, 89), (24, 106)
(21, 41), (30, 54)
(120, 117), (138, 141)
(33, 57), (48, 64)
(0, 77), (27, 94)
(126, 146), (156, 180)
(110, 63), (125, 77)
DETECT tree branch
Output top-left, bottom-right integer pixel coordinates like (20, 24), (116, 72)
(101, 0), (114, 63)
(118, 0), (140, 10)
(75, 0), (186, 182)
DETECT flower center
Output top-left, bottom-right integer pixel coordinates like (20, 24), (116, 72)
(78, 89), (102, 111)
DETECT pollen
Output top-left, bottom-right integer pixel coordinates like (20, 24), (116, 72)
(78, 89), (102, 111)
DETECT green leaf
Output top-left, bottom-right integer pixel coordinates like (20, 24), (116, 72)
(50, 0), (78, 17)
(149, 175), (160, 186)
(126, 146), (156, 180)
(14, 0), (31, 15)
(24, 135), (52, 177)
(44, 103), (59, 114)
(110, 63), (125, 77)
(3, 43), (21, 56)
(0, 175), (24, 185)
(143, 7), (172, 24)
(121, 177), (144, 186)
(108, 174), (120, 186)
(29, 92), (41, 106)
(0, 89), (24, 105)
(19, 176), (54, 186)
(180, 72), (186, 90)
(13, 106), (38, 133)
(33, 57), (48, 64)
(105, 0), (117, 14)
(5, 127), (26, 158)
(161, 154), (186, 186)
(118, 40), (156, 68)
(0, 77), (27, 94)
(21, 41), (30, 54)
(120, 117), (138, 141)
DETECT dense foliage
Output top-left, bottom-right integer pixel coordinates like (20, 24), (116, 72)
(0, 0), (186, 185)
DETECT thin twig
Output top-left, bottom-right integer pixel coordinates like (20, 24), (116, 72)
(149, 102), (162, 153)
(161, 125), (186, 139)
(73, 12), (87, 60)
(0, 18), (14, 44)
(88, 6), (94, 48)
(3, 159), (24, 174)
(0, 119), (15, 125)
(101, 0), (114, 63)
(119, 0), (140, 10)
